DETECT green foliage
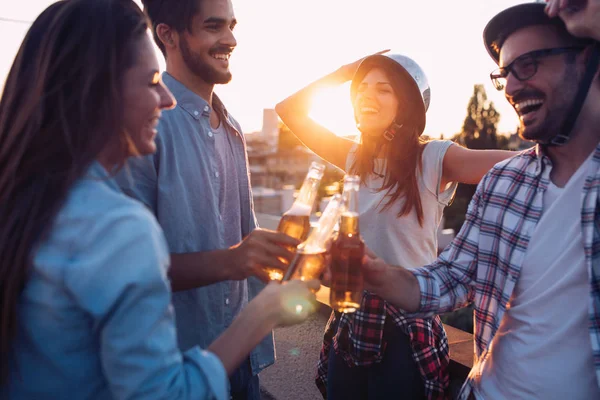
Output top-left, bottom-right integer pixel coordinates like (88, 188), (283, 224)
(458, 84), (502, 150)
(444, 85), (506, 244)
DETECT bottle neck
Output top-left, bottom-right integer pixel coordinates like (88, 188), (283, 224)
(339, 212), (359, 236)
(340, 187), (359, 235)
(293, 175), (320, 210)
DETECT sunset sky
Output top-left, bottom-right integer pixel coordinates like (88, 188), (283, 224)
(0, 0), (529, 138)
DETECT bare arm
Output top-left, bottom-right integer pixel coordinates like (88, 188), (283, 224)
(169, 229), (301, 292)
(169, 249), (236, 291)
(208, 280), (319, 375)
(275, 69), (356, 170)
(440, 144), (515, 189)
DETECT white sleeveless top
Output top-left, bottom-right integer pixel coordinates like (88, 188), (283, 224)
(346, 140), (457, 268)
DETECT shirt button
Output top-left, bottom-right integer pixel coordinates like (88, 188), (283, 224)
(193, 110), (199, 116)
(208, 131), (214, 138)
(215, 171), (219, 178)
(204, 105), (209, 112)
(225, 298), (230, 305)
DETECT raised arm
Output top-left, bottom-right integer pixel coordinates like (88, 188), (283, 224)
(275, 51), (388, 170)
(275, 69), (356, 170)
(440, 144), (516, 189)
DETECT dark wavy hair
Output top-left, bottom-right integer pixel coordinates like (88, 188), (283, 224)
(0, 0), (149, 383)
(349, 58), (428, 226)
(142, 0), (203, 57)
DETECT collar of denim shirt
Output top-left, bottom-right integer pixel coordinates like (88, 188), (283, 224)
(82, 161), (123, 193)
(161, 72), (231, 125)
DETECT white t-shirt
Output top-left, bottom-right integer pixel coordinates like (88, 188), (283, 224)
(477, 152), (600, 400)
(346, 140), (457, 267)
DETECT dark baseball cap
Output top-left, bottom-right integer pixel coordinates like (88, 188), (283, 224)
(483, 2), (568, 64)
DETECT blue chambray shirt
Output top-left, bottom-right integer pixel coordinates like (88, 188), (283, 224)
(115, 73), (275, 374)
(5, 163), (228, 400)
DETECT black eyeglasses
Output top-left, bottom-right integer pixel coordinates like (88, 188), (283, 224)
(490, 46), (585, 91)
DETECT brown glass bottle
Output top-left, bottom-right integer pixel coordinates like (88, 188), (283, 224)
(264, 161), (325, 281)
(330, 176), (364, 313)
(282, 194), (344, 284)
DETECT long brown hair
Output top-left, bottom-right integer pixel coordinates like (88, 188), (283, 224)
(350, 60), (428, 226)
(0, 0), (149, 383)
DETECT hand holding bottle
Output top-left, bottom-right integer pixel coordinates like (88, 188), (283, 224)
(266, 161), (326, 281)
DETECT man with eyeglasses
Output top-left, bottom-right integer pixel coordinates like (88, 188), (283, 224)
(350, 2), (600, 399)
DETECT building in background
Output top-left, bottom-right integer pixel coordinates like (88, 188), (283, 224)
(247, 109), (325, 215)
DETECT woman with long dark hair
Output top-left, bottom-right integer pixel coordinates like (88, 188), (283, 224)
(276, 53), (514, 399)
(0, 1), (317, 398)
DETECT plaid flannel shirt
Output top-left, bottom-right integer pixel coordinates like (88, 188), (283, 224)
(316, 291), (450, 399)
(410, 144), (600, 399)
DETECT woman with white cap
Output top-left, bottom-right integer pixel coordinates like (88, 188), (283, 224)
(276, 52), (514, 399)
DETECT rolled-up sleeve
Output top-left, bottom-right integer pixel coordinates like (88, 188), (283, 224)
(409, 178), (483, 318)
(64, 207), (227, 400)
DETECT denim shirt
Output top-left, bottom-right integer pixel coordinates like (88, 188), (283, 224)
(5, 163), (228, 400)
(115, 73), (274, 374)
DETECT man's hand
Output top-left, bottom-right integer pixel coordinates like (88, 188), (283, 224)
(361, 247), (390, 292)
(546, 0), (600, 41)
(360, 246), (421, 313)
(229, 228), (301, 282)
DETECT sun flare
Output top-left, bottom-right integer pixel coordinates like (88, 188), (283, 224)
(308, 83), (361, 139)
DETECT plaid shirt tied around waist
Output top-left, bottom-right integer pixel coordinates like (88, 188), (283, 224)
(316, 291), (450, 399)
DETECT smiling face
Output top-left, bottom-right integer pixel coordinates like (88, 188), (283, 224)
(500, 24), (584, 142)
(177, 0), (237, 84)
(353, 68), (400, 137)
(122, 35), (176, 156)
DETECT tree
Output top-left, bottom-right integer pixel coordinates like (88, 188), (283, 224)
(458, 84), (502, 150)
(444, 85), (505, 235)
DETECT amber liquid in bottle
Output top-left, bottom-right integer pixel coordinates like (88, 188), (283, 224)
(265, 161), (325, 281)
(330, 211), (364, 313)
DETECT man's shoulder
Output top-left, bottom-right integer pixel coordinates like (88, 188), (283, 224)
(476, 146), (539, 200)
(488, 146), (537, 176)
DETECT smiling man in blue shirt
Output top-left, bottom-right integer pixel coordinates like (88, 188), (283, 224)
(115, 0), (299, 398)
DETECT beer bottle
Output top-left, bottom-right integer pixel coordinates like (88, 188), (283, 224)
(283, 193), (345, 283)
(264, 161), (326, 281)
(330, 175), (364, 313)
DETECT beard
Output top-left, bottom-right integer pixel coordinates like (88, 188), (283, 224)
(518, 65), (581, 143)
(180, 37), (232, 85)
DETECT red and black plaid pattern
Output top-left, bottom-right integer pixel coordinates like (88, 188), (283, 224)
(316, 291), (450, 399)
